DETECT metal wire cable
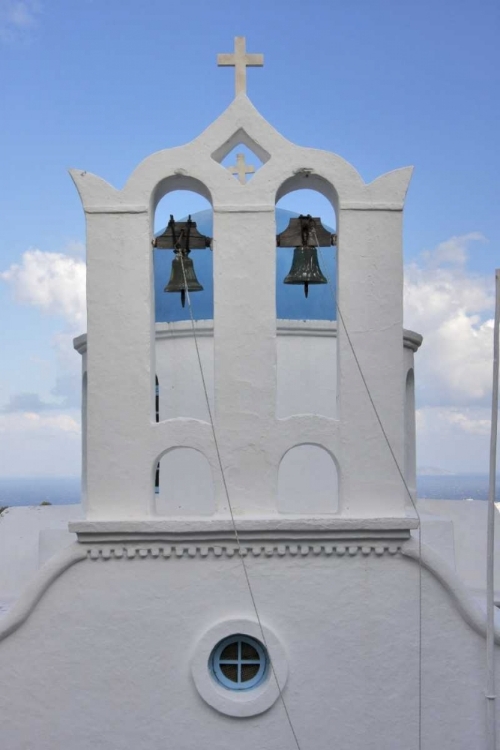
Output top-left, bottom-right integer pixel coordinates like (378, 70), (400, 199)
(174, 236), (423, 750)
(178, 251), (303, 750)
(318, 245), (423, 750)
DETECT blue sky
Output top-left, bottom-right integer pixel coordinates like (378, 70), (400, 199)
(0, 0), (498, 476)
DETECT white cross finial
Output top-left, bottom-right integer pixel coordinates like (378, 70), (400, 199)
(228, 153), (256, 185)
(217, 36), (264, 96)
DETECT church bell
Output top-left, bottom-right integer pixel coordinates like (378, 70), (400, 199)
(283, 246), (328, 298)
(164, 250), (203, 308)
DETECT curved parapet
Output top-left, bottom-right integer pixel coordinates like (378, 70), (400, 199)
(0, 544), (87, 642)
(402, 538), (500, 644)
(69, 96), (409, 216)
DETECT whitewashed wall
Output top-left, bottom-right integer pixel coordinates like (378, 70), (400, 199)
(1, 549), (499, 750)
(152, 322), (418, 517)
(0, 505), (82, 599)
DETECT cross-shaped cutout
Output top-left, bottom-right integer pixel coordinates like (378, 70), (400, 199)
(228, 153), (255, 185)
(217, 36), (264, 97)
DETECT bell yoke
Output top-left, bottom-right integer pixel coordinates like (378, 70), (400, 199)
(154, 213), (336, 305)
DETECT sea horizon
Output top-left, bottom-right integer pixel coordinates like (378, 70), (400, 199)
(0, 473), (499, 507)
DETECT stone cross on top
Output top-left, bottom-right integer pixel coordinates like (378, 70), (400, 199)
(217, 36), (264, 96)
(228, 153), (255, 184)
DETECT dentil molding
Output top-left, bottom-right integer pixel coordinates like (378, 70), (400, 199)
(1, 540), (500, 647)
(84, 541), (404, 560)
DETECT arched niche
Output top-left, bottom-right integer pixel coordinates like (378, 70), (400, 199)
(154, 447), (215, 517)
(275, 188), (337, 419)
(278, 444), (339, 514)
(404, 368), (416, 501)
(81, 371), (88, 512)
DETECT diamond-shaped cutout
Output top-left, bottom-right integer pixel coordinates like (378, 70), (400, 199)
(211, 128), (270, 185)
(220, 145), (262, 185)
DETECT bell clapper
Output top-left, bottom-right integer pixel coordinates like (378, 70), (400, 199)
(181, 289), (186, 308)
(304, 282), (309, 298)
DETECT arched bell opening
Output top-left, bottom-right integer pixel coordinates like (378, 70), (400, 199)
(275, 188), (337, 419)
(276, 173), (340, 216)
(278, 443), (339, 514)
(154, 189), (213, 323)
(153, 447), (215, 517)
(153, 190), (214, 421)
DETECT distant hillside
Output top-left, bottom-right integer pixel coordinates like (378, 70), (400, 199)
(417, 466), (455, 476)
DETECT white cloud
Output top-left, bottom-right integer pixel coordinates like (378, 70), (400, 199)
(417, 406), (491, 438)
(404, 233), (495, 407)
(445, 410), (491, 436)
(0, 244), (85, 428)
(0, 0), (41, 41)
(0, 410), (81, 477)
(415, 406), (494, 472)
(404, 232), (499, 471)
(419, 232), (485, 268)
(1, 247), (86, 327)
(0, 411), (81, 435)
(1, 392), (60, 413)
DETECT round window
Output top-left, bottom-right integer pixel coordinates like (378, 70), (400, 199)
(210, 634), (269, 691)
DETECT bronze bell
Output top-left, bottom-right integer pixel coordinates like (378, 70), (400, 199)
(164, 250), (203, 308)
(283, 246), (328, 298)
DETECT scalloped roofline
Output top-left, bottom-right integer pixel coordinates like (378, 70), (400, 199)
(69, 94), (413, 214)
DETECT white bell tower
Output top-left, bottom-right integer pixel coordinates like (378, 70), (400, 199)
(70, 36), (417, 539)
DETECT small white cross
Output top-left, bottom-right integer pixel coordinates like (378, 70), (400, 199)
(217, 36), (264, 97)
(228, 153), (255, 185)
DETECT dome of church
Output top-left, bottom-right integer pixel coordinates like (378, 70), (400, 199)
(154, 208), (337, 323)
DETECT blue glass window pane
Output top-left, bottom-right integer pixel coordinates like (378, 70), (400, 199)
(211, 635), (268, 691)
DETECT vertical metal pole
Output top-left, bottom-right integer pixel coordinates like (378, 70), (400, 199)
(486, 269), (500, 750)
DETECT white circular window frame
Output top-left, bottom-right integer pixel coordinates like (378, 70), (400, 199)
(191, 618), (288, 717)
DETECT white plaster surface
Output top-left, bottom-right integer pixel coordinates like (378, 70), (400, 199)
(77, 321), (419, 520)
(68, 93), (414, 522)
(418, 499), (500, 598)
(0, 505), (82, 600)
(155, 322), (214, 422)
(276, 320), (337, 419)
(0, 548), (499, 749)
(156, 447), (215, 516)
(190, 617), (288, 717)
(278, 443), (339, 514)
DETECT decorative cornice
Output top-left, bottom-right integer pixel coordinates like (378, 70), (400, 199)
(403, 329), (423, 352)
(69, 515), (418, 541)
(73, 322), (423, 354)
(340, 202), (403, 211)
(84, 205), (148, 214)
